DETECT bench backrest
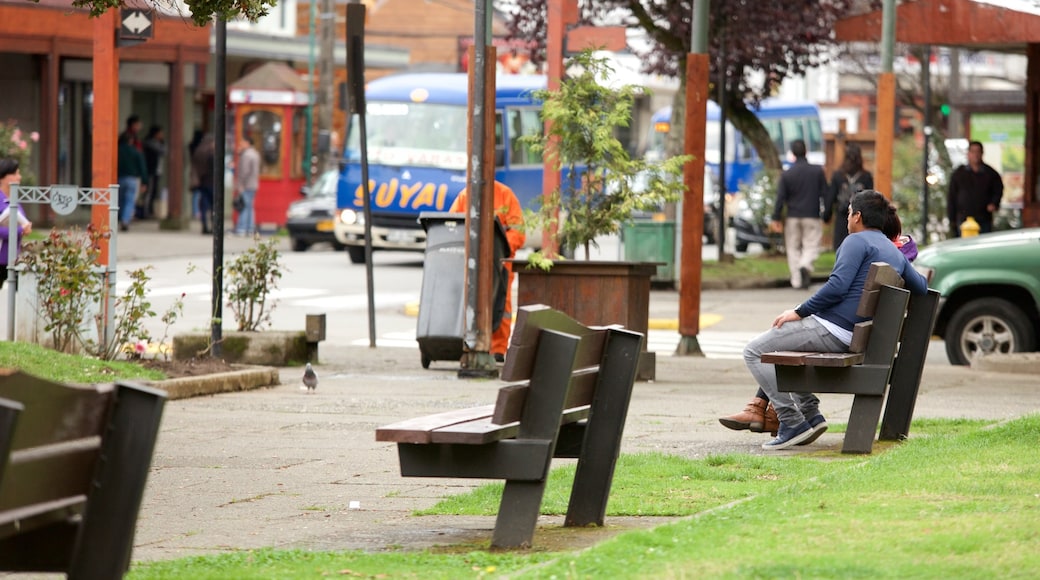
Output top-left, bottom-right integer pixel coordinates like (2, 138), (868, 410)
(496, 305), (641, 427)
(0, 369), (166, 578)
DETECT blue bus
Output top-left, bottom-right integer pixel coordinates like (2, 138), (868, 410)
(645, 99), (824, 195)
(335, 73), (546, 263)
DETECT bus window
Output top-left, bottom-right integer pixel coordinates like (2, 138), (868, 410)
(507, 107), (542, 166)
(781, 118), (807, 151)
(762, 119), (784, 157)
(806, 117), (823, 154)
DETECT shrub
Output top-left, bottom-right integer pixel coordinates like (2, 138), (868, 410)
(225, 237), (283, 331)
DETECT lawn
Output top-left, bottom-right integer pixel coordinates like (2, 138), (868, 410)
(129, 415), (1040, 579)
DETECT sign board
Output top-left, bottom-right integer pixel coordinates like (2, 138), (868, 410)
(120, 9), (154, 40)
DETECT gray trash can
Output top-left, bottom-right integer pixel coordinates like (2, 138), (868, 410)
(416, 211), (509, 369)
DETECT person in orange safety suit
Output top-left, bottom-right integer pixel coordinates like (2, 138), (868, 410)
(449, 181), (526, 362)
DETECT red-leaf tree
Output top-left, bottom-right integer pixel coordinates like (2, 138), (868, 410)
(503, 0), (877, 173)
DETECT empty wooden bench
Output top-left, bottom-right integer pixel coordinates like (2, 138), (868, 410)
(762, 262), (940, 454)
(376, 304), (644, 548)
(0, 370), (166, 579)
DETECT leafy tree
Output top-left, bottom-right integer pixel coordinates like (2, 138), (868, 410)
(503, 0), (877, 171)
(53, 0), (274, 26)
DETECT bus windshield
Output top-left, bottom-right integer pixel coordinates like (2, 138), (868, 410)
(345, 101), (469, 170)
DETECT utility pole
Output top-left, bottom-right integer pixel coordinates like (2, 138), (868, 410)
(318, 0), (336, 174)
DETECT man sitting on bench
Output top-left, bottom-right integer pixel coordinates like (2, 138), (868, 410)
(733, 190), (928, 450)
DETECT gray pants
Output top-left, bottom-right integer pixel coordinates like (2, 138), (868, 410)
(742, 316), (847, 427)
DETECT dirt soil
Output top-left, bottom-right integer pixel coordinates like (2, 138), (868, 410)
(139, 357), (240, 379)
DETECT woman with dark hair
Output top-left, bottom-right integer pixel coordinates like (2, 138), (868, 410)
(826, 144), (873, 250)
(0, 157), (33, 289)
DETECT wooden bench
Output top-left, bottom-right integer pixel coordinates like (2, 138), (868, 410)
(762, 262), (940, 454)
(376, 304), (644, 548)
(0, 369), (166, 579)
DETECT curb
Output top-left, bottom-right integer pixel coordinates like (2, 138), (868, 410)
(149, 365), (281, 400)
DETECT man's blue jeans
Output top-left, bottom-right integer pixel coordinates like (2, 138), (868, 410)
(117, 177), (139, 226)
(742, 316), (847, 427)
(234, 188), (256, 235)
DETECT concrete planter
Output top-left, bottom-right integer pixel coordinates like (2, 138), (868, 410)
(172, 330), (309, 366)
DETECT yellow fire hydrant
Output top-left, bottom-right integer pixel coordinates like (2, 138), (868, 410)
(960, 216), (981, 237)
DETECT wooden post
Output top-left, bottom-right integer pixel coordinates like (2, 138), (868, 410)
(874, 72), (895, 200)
(1024, 43), (1040, 228)
(677, 54), (709, 349)
(92, 10), (118, 264)
(541, 0), (577, 257)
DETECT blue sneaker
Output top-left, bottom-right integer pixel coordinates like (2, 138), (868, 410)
(762, 420), (814, 450)
(797, 414), (828, 446)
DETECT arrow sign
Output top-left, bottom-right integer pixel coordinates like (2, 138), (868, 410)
(120, 9), (154, 40)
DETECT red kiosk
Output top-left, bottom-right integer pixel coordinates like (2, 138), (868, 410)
(229, 62), (310, 230)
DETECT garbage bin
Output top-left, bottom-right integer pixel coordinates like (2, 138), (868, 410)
(416, 212), (509, 369)
(622, 220), (675, 284)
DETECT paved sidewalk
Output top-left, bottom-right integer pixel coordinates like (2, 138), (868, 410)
(132, 342), (1040, 562)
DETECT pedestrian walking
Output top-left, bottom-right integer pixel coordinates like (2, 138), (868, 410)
(769, 139), (828, 289)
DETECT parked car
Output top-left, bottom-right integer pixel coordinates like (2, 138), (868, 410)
(913, 228), (1040, 365)
(286, 170), (345, 252)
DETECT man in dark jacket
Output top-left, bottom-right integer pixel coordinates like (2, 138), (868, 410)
(770, 139), (828, 289)
(947, 140), (1003, 236)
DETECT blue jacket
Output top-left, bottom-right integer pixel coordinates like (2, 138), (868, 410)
(795, 229), (928, 331)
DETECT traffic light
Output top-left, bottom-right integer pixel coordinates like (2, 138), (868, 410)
(940, 103), (951, 116)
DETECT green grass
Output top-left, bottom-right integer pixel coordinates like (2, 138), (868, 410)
(0, 340), (166, 383)
(702, 251), (835, 282)
(128, 415), (1040, 579)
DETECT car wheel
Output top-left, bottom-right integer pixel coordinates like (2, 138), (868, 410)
(347, 246), (367, 264)
(735, 240), (749, 253)
(944, 298), (1038, 365)
(291, 238), (309, 252)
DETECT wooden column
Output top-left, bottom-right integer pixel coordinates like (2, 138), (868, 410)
(42, 44), (60, 186)
(1024, 43), (1040, 228)
(91, 11), (118, 264)
(167, 55), (185, 226)
(678, 54), (709, 343)
(541, 0), (577, 256)
(874, 72), (895, 199)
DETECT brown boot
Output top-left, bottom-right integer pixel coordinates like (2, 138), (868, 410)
(763, 403), (779, 436)
(719, 397), (767, 431)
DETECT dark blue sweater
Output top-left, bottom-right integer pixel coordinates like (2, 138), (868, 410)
(795, 229), (928, 331)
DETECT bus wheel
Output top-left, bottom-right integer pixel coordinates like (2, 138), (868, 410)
(347, 246), (367, 264)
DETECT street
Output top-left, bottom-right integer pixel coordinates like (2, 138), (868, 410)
(1, 225), (952, 366)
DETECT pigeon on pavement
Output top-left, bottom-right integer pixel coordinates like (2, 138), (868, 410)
(302, 362), (318, 393)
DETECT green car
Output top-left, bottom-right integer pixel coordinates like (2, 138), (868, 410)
(914, 228), (1040, 365)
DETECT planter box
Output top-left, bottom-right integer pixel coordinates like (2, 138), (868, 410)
(172, 331), (309, 366)
(511, 260), (658, 380)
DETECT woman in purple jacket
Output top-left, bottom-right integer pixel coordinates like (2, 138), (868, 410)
(0, 157), (33, 290)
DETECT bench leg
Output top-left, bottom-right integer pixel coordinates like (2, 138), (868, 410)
(492, 480), (549, 548)
(565, 329), (642, 527)
(879, 290), (940, 441)
(842, 394), (884, 454)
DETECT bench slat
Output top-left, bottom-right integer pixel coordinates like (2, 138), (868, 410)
(849, 321), (872, 353)
(760, 351), (813, 365)
(375, 404), (495, 443)
(430, 406), (591, 445)
(0, 496), (84, 541)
